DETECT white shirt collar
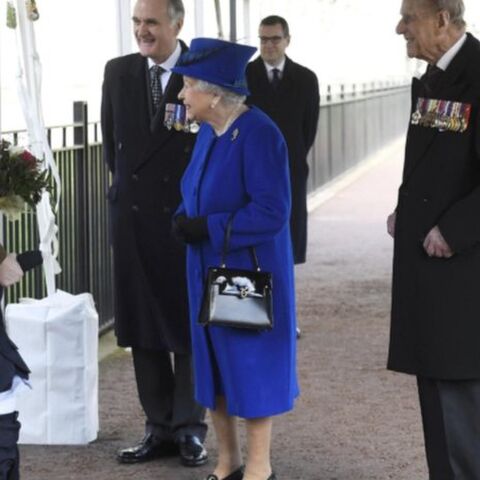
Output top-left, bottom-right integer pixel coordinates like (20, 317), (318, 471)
(263, 58), (286, 74)
(147, 41), (182, 71)
(436, 33), (467, 71)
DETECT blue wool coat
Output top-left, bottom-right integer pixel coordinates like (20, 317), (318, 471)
(178, 107), (299, 418)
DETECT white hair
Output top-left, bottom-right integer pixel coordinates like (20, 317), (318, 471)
(166, 0), (184, 23)
(193, 80), (246, 107)
(424, 0), (466, 28)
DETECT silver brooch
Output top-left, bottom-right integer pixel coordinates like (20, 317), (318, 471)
(231, 128), (239, 141)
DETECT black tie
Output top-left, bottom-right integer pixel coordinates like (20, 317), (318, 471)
(421, 64), (443, 93)
(271, 68), (281, 89)
(150, 65), (165, 110)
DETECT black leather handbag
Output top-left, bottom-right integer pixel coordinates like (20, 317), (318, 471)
(199, 217), (273, 331)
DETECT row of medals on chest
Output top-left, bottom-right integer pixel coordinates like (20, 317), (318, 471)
(411, 97), (471, 133)
(163, 102), (241, 140)
(164, 103), (200, 134)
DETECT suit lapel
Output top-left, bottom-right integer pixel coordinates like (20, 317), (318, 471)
(277, 57), (294, 93)
(435, 33), (475, 94)
(251, 57), (271, 93)
(122, 55), (151, 139)
(402, 77), (439, 182)
(249, 56), (293, 103)
(118, 55), (152, 169)
(134, 42), (190, 171)
(256, 56), (293, 94)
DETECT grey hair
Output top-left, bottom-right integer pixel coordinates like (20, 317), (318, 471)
(193, 80), (246, 107)
(424, 0), (466, 28)
(167, 0), (185, 23)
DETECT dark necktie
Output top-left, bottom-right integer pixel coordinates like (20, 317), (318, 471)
(150, 65), (165, 110)
(271, 68), (281, 89)
(421, 64), (443, 93)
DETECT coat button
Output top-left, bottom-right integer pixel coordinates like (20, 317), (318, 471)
(132, 205), (139, 212)
(163, 206), (171, 214)
(184, 145), (191, 154)
(422, 197), (429, 203)
(118, 142), (123, 151)
(163, 175), (169, 183)
(132, 174), (139, 181)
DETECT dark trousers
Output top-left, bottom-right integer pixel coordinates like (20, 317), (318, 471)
(132, 348), (206, 442)
(0, 412), (20, 480)
(417, 377), (480, 480)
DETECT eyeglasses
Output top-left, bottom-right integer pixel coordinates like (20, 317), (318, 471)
(259, 36), (285, 45)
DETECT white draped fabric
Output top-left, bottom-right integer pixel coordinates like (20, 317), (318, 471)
(13, 0), (61, 295)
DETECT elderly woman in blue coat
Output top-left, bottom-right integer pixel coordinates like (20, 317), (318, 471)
(172, 38), (298, 480)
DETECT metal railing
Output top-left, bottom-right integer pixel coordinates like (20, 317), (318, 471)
(308, 82), (410, 192)
(1, 81), (411, 335)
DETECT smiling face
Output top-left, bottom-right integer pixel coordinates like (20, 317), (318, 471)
(259, 23), (290, 66)
(132, 0), (183, 64)
(178, 77), (216, 123)
(396, 0), (444, 63)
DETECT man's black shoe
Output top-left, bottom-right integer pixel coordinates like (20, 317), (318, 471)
(116, 433), (179, 464)
(178, 434), (208, 467)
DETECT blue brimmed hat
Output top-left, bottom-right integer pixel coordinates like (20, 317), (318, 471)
(171, 38), (257, 96)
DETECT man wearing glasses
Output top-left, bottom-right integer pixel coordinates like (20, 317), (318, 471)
(246, 15), (319, 269)
(246, 15), (319, 338)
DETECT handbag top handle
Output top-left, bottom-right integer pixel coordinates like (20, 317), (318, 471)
(221, 215), (261, 271)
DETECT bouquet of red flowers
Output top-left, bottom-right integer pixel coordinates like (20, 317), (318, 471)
(0, 139), (50, 220)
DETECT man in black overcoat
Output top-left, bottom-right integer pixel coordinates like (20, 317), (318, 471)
(387, 0), (480, 477)
(246, 15), (319, 265)
(0, 245), (28, 480)
(101, 0), (207, 467)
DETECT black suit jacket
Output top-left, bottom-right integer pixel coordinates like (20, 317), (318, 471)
(101, 42), (196, 352)
(388, 33), (480, 379)
(246, 56), (319, 263)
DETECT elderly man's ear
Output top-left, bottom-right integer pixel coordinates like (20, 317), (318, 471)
(438, 10), (450, 29)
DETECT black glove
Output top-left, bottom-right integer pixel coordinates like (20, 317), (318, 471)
(16, 250), (43, 272)
(173, 215), (209, 244)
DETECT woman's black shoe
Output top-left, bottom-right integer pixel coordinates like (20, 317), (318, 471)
(205, 465), (244, 480)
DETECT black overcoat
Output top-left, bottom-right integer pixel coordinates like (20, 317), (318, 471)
(101, 44), (195, 353)
(388, 33), (480, 379)
(246, 56), (319, 264)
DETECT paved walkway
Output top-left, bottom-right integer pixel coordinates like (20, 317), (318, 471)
(20, 139), (429, 480)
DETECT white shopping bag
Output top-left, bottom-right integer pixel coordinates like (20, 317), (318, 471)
(5, 290), (99, 445)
